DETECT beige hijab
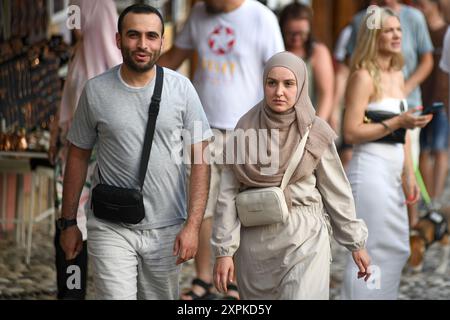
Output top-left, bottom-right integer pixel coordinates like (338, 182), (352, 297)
(231, 51), (337, 208)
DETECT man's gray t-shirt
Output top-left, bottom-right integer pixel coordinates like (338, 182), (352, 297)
(347, 5), (433, 108)
(67, 65), (212, 230)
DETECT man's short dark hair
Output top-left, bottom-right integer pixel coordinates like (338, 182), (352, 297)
(118, 4), (165, 36)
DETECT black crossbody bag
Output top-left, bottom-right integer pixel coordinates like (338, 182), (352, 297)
(91, 66), (164, 224)
(364, 100), (407, 144)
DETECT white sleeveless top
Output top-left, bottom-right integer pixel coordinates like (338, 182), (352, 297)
(366, 97), (408, 114)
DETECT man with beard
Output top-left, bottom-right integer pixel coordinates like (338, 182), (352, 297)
(59, 4), (212, 300)
(158, 0), (284, 300)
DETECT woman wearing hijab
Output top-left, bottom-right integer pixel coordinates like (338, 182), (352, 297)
(49, 0), (122, 300)
(341, 9), (432, 300)
(211, 51), (370, 300)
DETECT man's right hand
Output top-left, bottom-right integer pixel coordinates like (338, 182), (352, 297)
(48, 145), (58, 165)
(60, 225), (83, 261)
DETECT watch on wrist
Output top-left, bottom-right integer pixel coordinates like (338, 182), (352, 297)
(57, 217), (77, 231)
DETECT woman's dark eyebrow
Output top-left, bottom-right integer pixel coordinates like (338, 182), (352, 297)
(267, 76), (295, 80)
(266, 77), (296, 82)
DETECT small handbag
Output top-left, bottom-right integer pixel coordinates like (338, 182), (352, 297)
(90, 66), (164, 225)
(235, 128), (310, 227)
(364, 100), (406, 144)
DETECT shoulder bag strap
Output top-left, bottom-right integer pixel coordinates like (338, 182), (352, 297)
(280, 127), (310, 191)
(138, 65), (164, 190)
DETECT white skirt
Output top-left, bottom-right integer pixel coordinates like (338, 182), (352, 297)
(342, 143), (410, 300)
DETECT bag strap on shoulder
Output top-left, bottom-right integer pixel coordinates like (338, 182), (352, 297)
(138, 65), (164, 190)
(280, 127), (310, 191)
(97, 65), (164, 189)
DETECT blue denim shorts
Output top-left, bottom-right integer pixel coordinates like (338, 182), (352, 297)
(420, 110), (449, 151)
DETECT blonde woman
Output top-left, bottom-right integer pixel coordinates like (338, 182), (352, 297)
(211, 52), (370, 300)
(341, 8), (432, 300)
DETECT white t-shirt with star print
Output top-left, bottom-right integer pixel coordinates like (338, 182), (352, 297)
(175, 0), (284, 130)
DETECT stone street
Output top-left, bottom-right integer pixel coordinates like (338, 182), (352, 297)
(1, 167), (449, 300)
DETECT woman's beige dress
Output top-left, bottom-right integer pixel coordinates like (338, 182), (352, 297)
(211, 143), (368, 300)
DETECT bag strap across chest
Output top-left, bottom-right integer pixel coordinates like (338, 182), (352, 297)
(98, 65), (164, 190)
(138, 65), (164, 190)
(280, 127), (310, 191)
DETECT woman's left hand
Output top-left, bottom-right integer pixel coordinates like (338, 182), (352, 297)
(352, 249), (371, 282)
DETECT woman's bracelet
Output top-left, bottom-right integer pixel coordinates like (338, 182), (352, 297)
(380, 121), (393, 134)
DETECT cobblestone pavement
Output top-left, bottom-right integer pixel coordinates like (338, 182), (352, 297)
(1, 171), (449, 300)
(329, 240), (450, 300)
(1, 220), (449, 300)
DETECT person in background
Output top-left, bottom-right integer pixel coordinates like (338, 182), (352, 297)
(416, 0), (449, 210)
(49, 0), (122, 300)
(158, 0), (284, 300)
(332, 0), (376, 170)
(279, 1), (335, 122)
(342, 9), (432, 299)
(438, 0), (450, 23)
(331, 24), (353, 135)
(346, 0), (434, 227)
(439, 0), (450, 122)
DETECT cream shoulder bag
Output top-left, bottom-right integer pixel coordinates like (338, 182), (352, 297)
(236, 128), (310, 227)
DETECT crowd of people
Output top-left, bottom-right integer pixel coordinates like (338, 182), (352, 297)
(52, 0), (450, 300)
